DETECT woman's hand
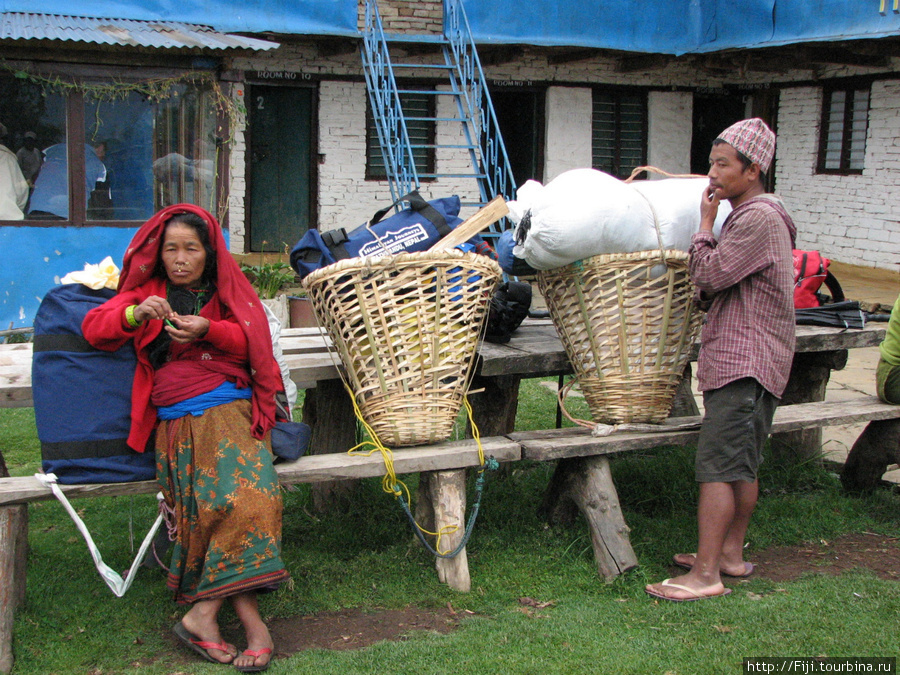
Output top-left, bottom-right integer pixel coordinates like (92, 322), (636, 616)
(132, 295), (173, 324)
(165, 314), (210, 344)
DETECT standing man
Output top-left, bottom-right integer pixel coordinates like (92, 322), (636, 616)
(0, 122), (29, 220)
(646, 118), (797, 602)
(17, 131), (43, 187)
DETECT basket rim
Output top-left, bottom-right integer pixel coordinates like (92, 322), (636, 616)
(302, 248), (502, 288)
(538, 248), (690, 273)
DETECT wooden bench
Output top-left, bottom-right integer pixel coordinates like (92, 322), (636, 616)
(0, 432), (521, 673)
(509, 395), (900, 578)
(0, 320), (893, 673)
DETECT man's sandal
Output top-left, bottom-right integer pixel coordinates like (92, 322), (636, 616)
(645, 579), (733, 602)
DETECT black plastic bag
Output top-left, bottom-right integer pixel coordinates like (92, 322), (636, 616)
(484, 281), (532, 344)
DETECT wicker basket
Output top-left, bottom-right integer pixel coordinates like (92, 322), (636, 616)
(302, 249), (502, 447)
(538, 249), (702, 425)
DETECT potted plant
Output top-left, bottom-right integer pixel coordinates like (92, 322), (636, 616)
(240, 259), (296, 326)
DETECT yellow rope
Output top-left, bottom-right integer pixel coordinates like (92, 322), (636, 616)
(343, 381), (487, 555)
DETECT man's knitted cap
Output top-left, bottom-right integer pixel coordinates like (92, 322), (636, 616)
(716, 117), (775, 174)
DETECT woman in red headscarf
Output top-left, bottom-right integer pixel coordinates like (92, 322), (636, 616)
(83, 204), (287, 671)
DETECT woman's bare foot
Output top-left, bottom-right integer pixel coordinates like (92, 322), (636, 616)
(179, 599), (236, 664)
(231, 592), (275, 671)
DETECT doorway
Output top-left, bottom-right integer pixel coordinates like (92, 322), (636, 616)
(489, 88), (545, 191)
(247, 85), (315, 252)
(692, 89), (778, 191)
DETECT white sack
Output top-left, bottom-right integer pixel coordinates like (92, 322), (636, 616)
(510, 169), (730, 271)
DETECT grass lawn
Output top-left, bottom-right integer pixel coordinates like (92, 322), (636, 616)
(2, 378), (899, 674)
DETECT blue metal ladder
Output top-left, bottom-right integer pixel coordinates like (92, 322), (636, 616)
(360, 0), (516, 240)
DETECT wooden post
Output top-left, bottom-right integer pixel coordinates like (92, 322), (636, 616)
(417, 470), (471, 592)
(300, 378), (360, 512)
(467, 373), (522, 438)
(841, 419), (900, 493)
(0, 505), (27, 674)
(539, 457), (638, 580)
(669, 364), (700, 418)
(771, 350), (847, 464)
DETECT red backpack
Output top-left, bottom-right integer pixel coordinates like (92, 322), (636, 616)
(793, 250), (844, 309)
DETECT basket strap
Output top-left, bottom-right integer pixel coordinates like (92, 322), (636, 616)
(631, 186), (667, 263)
(624, 165), (707, 183)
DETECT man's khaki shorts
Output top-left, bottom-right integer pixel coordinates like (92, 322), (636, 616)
(695, 378), (778, 483)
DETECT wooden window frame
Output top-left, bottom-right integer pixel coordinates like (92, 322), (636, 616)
(817, 80), (870, 175)
(0, 68), (225, 228)
(365, 86), (436, 182)
(591, 87), (648, 180)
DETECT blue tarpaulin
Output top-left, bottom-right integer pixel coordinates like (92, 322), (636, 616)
(461, 0), (900, 55)
(0, 0), (358, 36)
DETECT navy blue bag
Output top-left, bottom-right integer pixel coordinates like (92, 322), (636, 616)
(290, 191), (463, 279)
(32, 284), (156, 484)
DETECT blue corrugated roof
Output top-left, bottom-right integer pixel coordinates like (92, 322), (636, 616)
(0, 12), (278, 49)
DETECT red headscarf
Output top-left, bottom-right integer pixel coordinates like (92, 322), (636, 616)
(119, 203), (281, 439)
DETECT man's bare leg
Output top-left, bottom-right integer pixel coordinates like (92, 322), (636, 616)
(646, 482), (735, 600)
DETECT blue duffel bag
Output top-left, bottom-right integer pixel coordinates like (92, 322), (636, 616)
(291, 191), (484, 279)
(32, 284), (156, 484)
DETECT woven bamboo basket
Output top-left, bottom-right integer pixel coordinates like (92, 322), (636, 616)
(302, 249), (502, 447)
(537, 249), (702, 425)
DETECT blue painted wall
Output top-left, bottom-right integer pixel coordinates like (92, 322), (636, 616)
(1, 227), (138, 329)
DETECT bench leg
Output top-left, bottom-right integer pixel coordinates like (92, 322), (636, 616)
(772, 350), (848, 464)
(541, 457), (638, 580)
(0, 505), (27, 674)
(467, 374), (522, 438)
(415, 470), (471, 593)
(301, 379), (360, 512)
(841, 419), (900, 493)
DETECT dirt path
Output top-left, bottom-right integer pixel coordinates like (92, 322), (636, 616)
(182, 531), (899, 663)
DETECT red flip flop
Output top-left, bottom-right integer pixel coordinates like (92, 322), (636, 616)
(235, 646), (274, 673)
(172, 621), (235, 664)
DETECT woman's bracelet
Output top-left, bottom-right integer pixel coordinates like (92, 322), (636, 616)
(125, 304), (143, 328)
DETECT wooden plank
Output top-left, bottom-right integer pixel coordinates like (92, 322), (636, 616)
(429, 196), (508, 252)
(0, 437), (522, 506)
(513, 396), (900, 462)
(278, 335), (332, 354)
(479, 321), (887, 378)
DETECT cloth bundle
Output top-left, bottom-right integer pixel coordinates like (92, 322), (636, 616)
(509, 168), (731, 271)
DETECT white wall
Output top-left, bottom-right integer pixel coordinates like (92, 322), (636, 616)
(647, 90), (693, 177)
(777, 80), (900, 269)
(543, 86), (592, 182)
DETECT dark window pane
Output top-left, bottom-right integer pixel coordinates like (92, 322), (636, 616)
(368, 90), (433, 179)
(819, 84), (868, 174)
(0, 77), (67, 220)
(592, 90), (646, 179)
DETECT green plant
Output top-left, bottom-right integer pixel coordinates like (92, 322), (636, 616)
(241, 260), (295, 299)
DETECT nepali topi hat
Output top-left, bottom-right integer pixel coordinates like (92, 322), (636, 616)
(716, 117), (775, 175)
